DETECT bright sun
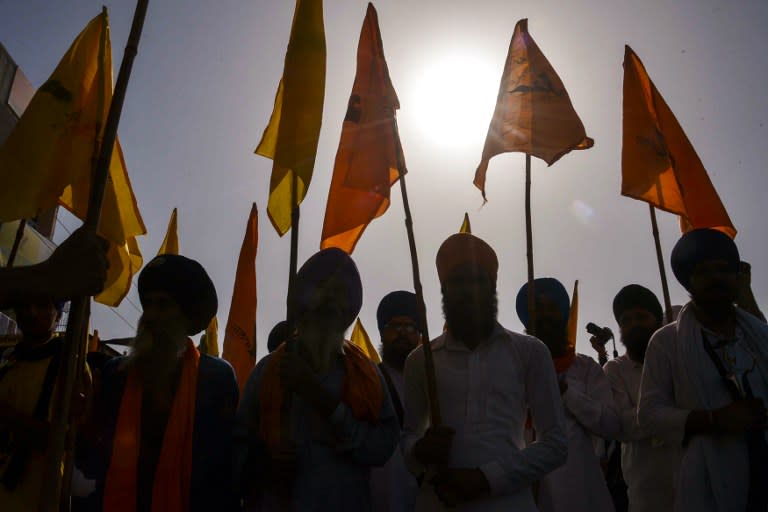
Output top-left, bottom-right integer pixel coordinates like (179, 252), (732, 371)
(406, 52), (500, 149)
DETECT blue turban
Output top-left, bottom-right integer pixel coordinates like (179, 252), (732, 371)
(670, 229), (740, 291)
(138, 254), (218, 335)
(516, 278), (570, 328)
(376, 291), (418, 333)
(293, 248), (362, 329)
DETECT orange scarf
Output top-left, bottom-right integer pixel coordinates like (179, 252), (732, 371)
(553, 347), (576, 374)
(259, 341), (383, 450)
(103, 339), (200, 512)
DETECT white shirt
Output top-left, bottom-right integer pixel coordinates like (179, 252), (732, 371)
(534, 354), (619, 512)
(402, 323), (567, 512)
(604, 354), (680, 512)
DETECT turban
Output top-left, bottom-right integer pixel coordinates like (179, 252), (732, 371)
(293, 248), (362, 328)
(376, 291), (419, 332)
(612, 284), (663, 323)
(138, 255), (218, 335)
(267, 320), (290, 353)
(516, 278), (570, 328)
(436, 233), (498, 285)
(670, 229), (739, 291)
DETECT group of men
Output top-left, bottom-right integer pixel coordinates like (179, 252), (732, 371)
(1, 225), (766, 511)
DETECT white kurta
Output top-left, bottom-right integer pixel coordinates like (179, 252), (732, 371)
(637, 303), (768, 512)
(604, 354), (680, 512)
(402, 323), (567, 512)
(534, 354), (619, 512)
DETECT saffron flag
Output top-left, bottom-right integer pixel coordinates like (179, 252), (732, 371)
(320, 3), (404, 253)
(459, 212), (472, 234)
(0, 11), (146, 307)
(201, 316), (220, 357)
(350, 318), (381, 364)
(566, 280), (578, 349)
(255, 0), (325, 236)
(622, 46), (736, 238)
(475, 19), (593, 199)
(223, 204), (259, 392)
(157, 208), (179, 256)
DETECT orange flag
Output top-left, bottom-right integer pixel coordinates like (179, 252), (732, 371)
(566, 280), (578, 349)
(475, 19), (593, 200)
(222, 204), (259, 393)
(622, 46), (736, 238)
(320, 3), (404, 253)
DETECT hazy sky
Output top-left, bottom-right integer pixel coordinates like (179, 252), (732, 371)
(2, 0), (767, 360)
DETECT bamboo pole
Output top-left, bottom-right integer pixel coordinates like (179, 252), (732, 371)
(525, 154), (537, 337)
(5, 219), (26, 268)
(39, 2), (150, 509)
(649, 205), (674, 322)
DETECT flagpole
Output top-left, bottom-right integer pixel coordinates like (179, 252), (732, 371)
(649, 205), (674, 322)
(39, 2), (151, 509)
(5, 219), (26, 268)
(525, 154), (537, 337)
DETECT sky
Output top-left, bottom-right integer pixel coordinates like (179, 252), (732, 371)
(1, 0), (767, 361)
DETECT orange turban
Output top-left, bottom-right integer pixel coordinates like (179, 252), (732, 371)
(436, 233), (498, 285)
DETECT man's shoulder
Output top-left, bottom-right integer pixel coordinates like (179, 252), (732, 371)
(603, 354), (629, 374)
(199, 354), (236, 382)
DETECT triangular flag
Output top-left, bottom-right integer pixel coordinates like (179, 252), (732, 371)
(223, 204), (259, 393)
(459, 212), (471, 234)
(475, 19), (593, 200)
(200, 316), (220, 357)
(157, 208), (179, 256)
(255, 0), (326, 236)
(0, 11), (146, 307)
(320, 3), (404, 253)
(621, 46), (736, 238)
(350, 317), (381, 364)
(566, 280), (578, 349)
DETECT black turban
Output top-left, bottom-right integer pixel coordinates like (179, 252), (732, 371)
(376, 291), (418, 333)
(293, 248), (362, 329)
(516, 278), (570, 328)
(613, 284), (663, 323)
(670, 229), (740, 291)
(138, 255), (218, 335)
(267, 320), (290, 353)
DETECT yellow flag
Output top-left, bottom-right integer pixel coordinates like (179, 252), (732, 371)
(201, 316), (220, 357)
(256, 0), (326, 236)
(157, 208), (179, 255)
(475, 19), (593, 200)
(459, 212), (471, 234)
(350, 318), (380, 364)
(566, 280), (579, 349)
(0, 11), (146, 307)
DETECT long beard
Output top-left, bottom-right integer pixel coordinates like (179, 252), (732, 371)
(622, 326), (656, 362)
(381, 337), (417, 372)
(125, 316), (188, 392)
(442, 292), (497, 342)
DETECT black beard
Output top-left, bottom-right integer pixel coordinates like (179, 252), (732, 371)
(622, 325), (656, 363)
(442, 292), (497, 343)
(380, 337), (416, 372)
(126, 317), (187, 392)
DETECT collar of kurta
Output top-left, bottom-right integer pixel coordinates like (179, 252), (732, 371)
(440, 322), (504, 351)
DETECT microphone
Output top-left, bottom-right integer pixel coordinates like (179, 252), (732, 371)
(585, 322), (614, 344)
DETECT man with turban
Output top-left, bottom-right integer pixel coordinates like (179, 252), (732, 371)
(370, 290), (420, 512)
(603, 284), (680, 512)
(86, 255), (240, 512)
(516, 277), (619, 512)
(402, 233), (567, 511)
(638, 229), (768, 511)
(235, 248), (399, 511)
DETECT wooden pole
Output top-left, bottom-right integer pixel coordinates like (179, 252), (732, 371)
(39, 2), (150, 509)
(649, 205), (674, 323)
(525, 154), (537, 337)
(5, 219), (26, 268)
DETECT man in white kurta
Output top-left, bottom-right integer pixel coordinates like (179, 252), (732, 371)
(402, 234), (567, 511)
(638, 229), (768, 512)
(603, 284), (681, 511)
(516, 277), (620, 512)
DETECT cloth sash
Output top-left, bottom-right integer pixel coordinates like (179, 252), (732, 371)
(103, 339), (200, 512)
(259, 341), (383, 450)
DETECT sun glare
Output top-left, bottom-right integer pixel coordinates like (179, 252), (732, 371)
(406, 52), (500, 149)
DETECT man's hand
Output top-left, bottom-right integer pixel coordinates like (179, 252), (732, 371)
(413, 426), (455, 466)
(714, 399), (767, 433)
(44, 227), (109, 299)
(432, 468), (490, 507)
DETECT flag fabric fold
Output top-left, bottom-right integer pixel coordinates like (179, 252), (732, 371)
(255, 0), (326, 236)
(0, 11), (146, 307)
(622, 46), (736, 238)
(320, 3), (404, 253)
(474, 19), (593, 200)
(222, 204), (259, 393)
(350, 317), (381, 364)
